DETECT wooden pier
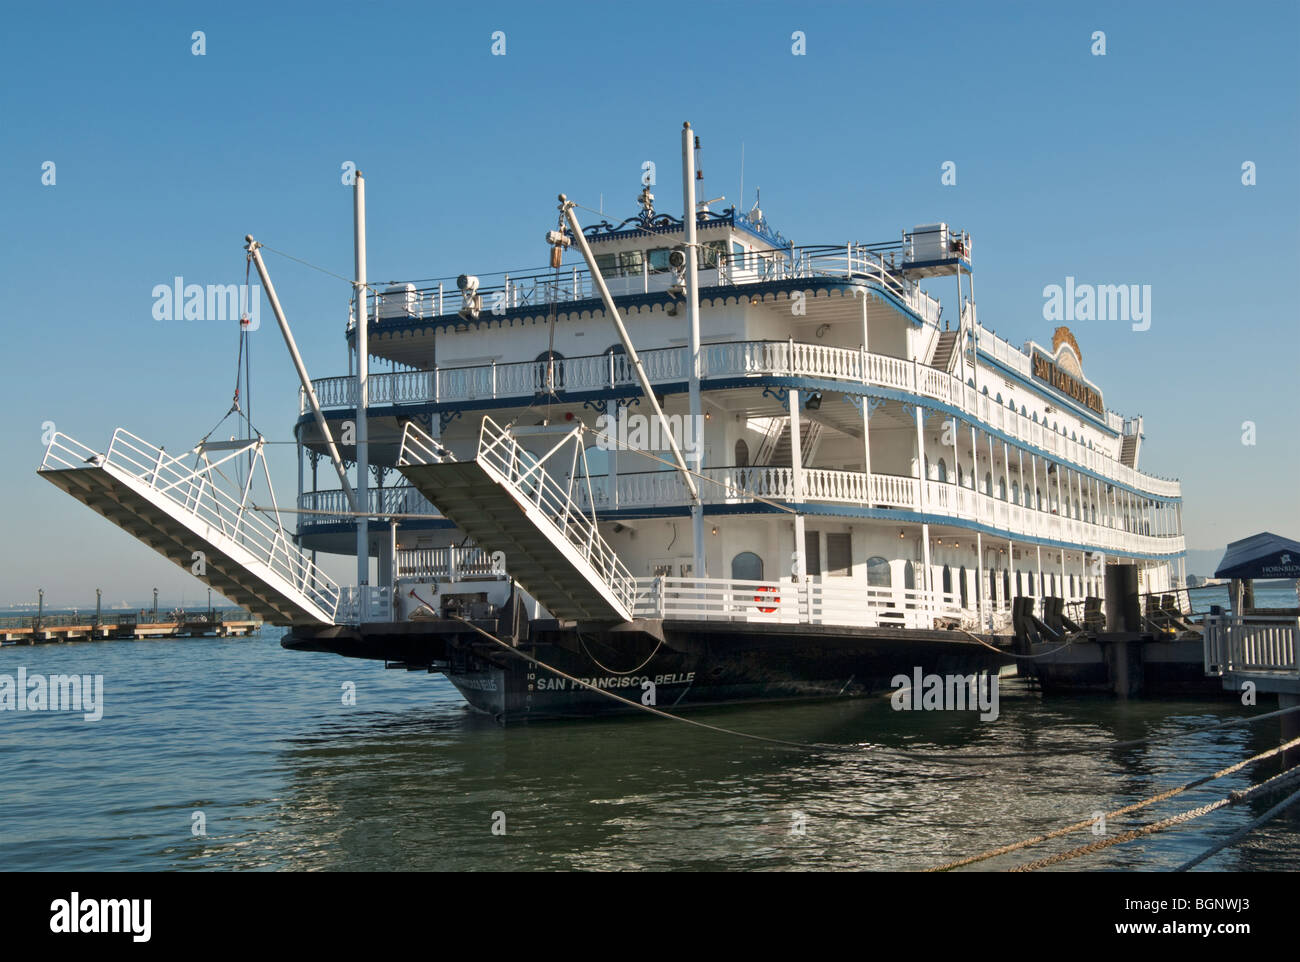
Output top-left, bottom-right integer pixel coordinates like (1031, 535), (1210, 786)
(1, 612), (262, 645)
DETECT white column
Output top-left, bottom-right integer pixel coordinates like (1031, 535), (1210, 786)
(682, 124), (706, 578)
(354, 172), (370, 592)
(862, 399), (873, 502)
(789, 389), (806, 592)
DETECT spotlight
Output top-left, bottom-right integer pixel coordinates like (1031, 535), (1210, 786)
(804, 392), (822, 411)
(456, 274), (481, 322)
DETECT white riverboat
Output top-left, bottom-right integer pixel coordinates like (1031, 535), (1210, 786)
(39, 125), (1185, 719)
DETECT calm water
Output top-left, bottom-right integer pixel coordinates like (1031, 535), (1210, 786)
(1, 585), (1296, 872)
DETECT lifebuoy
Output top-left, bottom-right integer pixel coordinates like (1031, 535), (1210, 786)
(754, 585), (780, 613)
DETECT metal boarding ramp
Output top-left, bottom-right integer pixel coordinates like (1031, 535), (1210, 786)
(397, 417), (637, 623)
(38, 429), (341, 626)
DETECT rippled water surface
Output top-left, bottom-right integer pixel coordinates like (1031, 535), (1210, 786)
(1, 620), (1297, 871)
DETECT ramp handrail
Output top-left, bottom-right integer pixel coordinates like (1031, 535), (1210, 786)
(41, 429), (341, 620)
(474, 417), (638, 615)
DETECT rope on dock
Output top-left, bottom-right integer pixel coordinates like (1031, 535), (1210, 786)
(1174, 783), (1300, 871)
(925, 734), (1300, 871)
(1007, 762), (1300, 872)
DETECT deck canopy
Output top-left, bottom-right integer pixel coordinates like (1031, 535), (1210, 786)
(1214, 532), (1300, 580)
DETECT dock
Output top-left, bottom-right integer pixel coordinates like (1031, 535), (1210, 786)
(1, 610), (262, 645)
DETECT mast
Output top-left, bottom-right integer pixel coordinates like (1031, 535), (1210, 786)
(682, 122), (706, 578)
(245, 236), (356, 508)
(354, 172), (370, 590)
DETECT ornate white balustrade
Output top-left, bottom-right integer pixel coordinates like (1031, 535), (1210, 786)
(573, 467), (1182, 557)
(307, 338), (1180, 500)
(630, 576), (962, 630)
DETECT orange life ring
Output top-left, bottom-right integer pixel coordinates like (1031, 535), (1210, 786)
(754, 585), (779, 613)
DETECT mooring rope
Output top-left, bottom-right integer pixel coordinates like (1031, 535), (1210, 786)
(447, 614), (873, 753)
(446, 615), (1300, 767)
(926, 734), (1300, 871)
(1174, 782), (1300, 871)
(1007, 762), (1300, 872)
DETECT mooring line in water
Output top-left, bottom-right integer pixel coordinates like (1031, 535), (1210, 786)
(925, 734), (1300, 872)
(448, 615), (870, 753)
(451, 614), (1300, 766)
(1174, 783), (1300, 871)
(956, 626), (1079, 659)
(1007, 762), (1300, 872)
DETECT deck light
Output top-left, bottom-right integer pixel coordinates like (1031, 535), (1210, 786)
(804, 392), (822, 411)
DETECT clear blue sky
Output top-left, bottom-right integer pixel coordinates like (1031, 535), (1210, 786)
(2, 1), (1296, 606)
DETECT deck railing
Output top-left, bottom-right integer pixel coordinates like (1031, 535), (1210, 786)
(569, 466), (1181, 557)
(307, 337), (1180, 499)
(1203, 614), (1300, 676)
(361, 243), (940, 330)
(630, 576), (962, 630)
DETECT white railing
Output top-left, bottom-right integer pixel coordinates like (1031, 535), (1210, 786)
(357, 241), (938, 332)
(1203, 615), (1300, 676)
(630, 576), (962, 630)
(576, 467), (1181, 557)
(298, 484), (439, 522)
(472, 417), (639, 615)
(43, 430), (342, 620)
(397, 545), (503, 580)
(309, 337), (1181, 500)
(337, 585), (394, 624)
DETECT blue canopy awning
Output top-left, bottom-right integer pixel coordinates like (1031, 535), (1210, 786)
(1215, 532), (1300, 580)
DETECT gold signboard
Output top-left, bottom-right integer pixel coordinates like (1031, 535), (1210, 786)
(1032, 352), (1104, 414)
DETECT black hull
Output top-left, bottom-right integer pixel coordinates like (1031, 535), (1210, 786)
(285, 618), (1012, 722)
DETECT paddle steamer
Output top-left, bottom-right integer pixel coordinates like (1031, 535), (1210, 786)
(39, 125), (1186, 719)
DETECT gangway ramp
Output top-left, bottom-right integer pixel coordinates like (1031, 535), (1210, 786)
(38, 429), (341, 626)
(397, 418), (636, 622)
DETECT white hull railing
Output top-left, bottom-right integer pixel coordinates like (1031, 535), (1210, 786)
(631, 576), (962, 630)
(41, 429), (341, 620)
(1203, 614), (1300, 676)
(309, 337), (1179, 499)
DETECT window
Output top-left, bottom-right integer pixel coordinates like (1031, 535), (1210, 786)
(959, 566), (969, 608)
(698, 240), (727, 269)
(904, 561), (916, 590)
(735, 439), (750, 468)
(731, 241), (746, 270)
(997, 476), (1007, 500)
(942, 565), (953, 594)
(936, 458), (948, 483)
(648, 248), (672, 272)
(1011, 480), (1020, 504)
(867, 556), (892, 587)
(826, 533), (852, 577)
(804, 531), (822, 577)
(731, 551), (763, 582)
(984, 472), (992, 496)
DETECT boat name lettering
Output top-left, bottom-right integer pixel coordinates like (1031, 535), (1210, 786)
(1031, 352), (1104, 414)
